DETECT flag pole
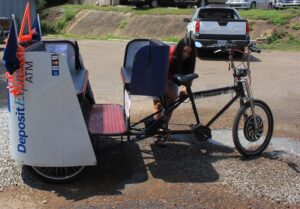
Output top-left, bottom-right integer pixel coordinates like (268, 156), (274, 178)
(37, 14), (42, 39)
(11, 14), (19, 46)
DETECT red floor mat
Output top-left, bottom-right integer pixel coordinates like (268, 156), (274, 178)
(88, 104), (127, 135)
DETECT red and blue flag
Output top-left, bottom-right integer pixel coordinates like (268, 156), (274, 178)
(32, 15), (41, 41)
(2, 20), (19, 75)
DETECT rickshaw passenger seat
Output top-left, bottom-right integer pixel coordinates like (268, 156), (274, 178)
(121, 39), (169, 97)
(88, 104), (127, 135)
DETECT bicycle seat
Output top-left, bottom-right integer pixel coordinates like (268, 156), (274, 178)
(172, 73), (199, 86)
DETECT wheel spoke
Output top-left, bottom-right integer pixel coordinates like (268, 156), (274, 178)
(32, 166), (85, 182)
(233, 100), (273, 157)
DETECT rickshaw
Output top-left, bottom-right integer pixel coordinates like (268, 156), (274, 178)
(3, 5), (273, 183)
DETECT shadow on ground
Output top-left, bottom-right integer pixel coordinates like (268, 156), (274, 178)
(22, 136), (235, 202)
(148, 139), (234, 183)
(22, 143), (148, 200)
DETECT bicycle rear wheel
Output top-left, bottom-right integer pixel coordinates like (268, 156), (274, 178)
(31, 166), (85, 183)
(233, 99), (273, 157)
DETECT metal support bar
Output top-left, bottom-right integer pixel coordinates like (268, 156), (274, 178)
(187, 87), (200, 124)
(206, 94), (240, 127)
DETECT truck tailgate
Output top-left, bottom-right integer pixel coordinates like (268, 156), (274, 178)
(199, 19), (247, 40)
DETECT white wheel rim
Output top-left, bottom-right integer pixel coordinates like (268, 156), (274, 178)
(32, 166), (85, 181)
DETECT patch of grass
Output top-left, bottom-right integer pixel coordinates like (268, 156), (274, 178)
(59, 4), (300, 22)
(119, 19), (127, 29)
(266, 31), (286, 44)
(259, 38), (300, 51)
(36, 0), (46, 13)
(239, 8), (300, 25)
(291, 24), (300, 30)
(65, 7), (77, 21)
(55, 7), (77, 31)
(41, 7), (78, 34)
(44, 33), (179, 43)
(61, 4), (196, 16)
(164, 36), (179, 43)
(44, 33), (130, 41)
(41, 5), (300, 51)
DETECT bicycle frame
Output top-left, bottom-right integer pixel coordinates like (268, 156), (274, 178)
(128, 45), (258, 143)
(128, 82), (246, 142)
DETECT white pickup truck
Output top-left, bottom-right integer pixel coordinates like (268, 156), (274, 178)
(184, 6), (250, 52)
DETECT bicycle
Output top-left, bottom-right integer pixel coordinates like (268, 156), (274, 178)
(129, 42), (274, 157)
(6, 35), (274, 182)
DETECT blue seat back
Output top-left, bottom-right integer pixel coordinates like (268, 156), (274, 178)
(123, 39), (170, 97)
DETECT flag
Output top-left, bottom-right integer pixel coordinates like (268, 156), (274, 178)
(32, 15), (41, 41)
(3, 20), (20, 75)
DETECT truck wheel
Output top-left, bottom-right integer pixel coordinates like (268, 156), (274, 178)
(250, 2), (256, 9)
(150, 0), (158, 8)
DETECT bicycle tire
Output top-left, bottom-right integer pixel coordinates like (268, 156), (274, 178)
(31, 166), (86, 183)
(232, 99), (274, 157)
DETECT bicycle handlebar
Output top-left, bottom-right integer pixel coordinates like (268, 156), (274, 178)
(206, 42), (261, 54)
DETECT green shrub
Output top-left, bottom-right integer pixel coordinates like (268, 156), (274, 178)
(291, 24), (300, 30)
(266, 31), (286, 44)
(119, 19), (127, 29)
(35, 0), (46, 13)
(65, 8), (76, 21)
(41, 7), (77, 34)
(239, 9), (300, 25)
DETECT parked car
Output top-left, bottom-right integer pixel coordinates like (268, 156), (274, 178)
(184, 5), (250, 55)
(0, 17), (11, 43)
(226, 0), (273, 9)
(272, 0), (300, 9)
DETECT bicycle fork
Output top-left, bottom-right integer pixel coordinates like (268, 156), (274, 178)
(242, 80), (259, 130)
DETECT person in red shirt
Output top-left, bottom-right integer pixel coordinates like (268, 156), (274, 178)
(153, 37), (196, 144)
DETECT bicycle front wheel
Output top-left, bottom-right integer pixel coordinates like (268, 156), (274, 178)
(233, 99), (274, 157)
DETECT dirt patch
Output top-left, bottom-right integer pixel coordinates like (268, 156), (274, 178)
(249, 20), (274, 40)
(67, 10), (126, 36)
(252, 17), (300, 42)
(42, 7), (64, 23)
(44, 7), (300, 41)
(287, 16), (300, 38)
(66, 10), (187, 39)
(117, 14), (187, 39)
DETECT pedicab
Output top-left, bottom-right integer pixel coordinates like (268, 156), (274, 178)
(3, 5), (273, 183)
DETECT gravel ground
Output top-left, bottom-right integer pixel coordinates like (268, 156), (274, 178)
(139, 136), (300, 206)
(0, 108), (23, 190)
(0, 42), (300, 208)
(0, 106), (299, 206)
(213, 151), (300, 205)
